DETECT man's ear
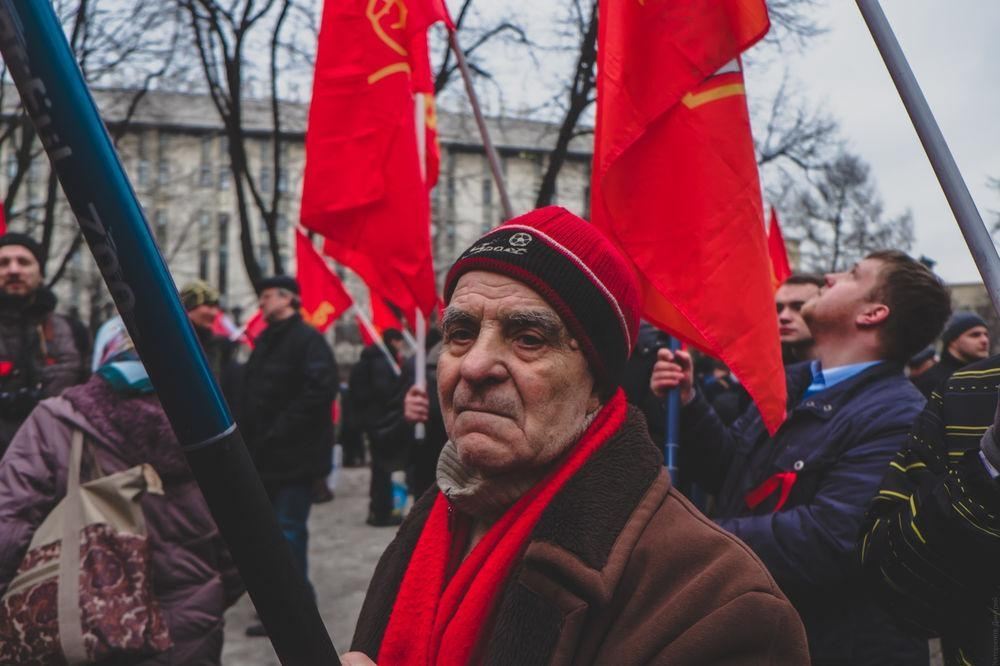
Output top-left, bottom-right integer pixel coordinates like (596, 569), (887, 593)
(857, 303), (890, 329)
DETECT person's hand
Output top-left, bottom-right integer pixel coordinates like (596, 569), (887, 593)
(341, 652), (377, 666)
(404, 385), (430, 424)
(650, 348), (695, 405)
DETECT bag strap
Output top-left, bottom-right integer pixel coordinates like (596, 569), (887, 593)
(57, 428), (89, 664)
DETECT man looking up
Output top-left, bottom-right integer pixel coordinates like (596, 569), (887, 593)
(343, 207), (808, 666)
(776, 274), (823, 365)
(651, 250), (951, 665)
(0, 233), (87, 457)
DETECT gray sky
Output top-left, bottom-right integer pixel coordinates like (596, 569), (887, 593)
(448, 0), (1000, 284)
(750, 0), (1000, 283)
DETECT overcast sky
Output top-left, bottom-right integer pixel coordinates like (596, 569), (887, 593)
(445, 1), (1000, 284)
(751, 0), (1000, 283)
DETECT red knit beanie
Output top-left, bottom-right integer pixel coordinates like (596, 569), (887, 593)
(444, 206), (640, 393)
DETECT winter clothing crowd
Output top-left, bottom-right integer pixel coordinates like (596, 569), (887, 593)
(0, 207), (998, 665)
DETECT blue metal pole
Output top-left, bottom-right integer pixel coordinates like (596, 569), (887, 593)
(665, 337), (681, 482)
(0, 2), (338, 663)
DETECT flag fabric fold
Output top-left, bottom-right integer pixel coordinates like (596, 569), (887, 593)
(296, 230), (354, 333)
(592, 0), (786, 433)
(768, 207), (793, 288)
(300, 0), (450, 319)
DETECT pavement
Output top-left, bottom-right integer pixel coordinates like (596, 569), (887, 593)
(221, 466), (396, 665)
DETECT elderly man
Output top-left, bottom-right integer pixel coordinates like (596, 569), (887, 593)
(343, 207), (808, 665)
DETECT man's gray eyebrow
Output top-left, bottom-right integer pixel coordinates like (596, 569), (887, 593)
(441, 307), (478, 328)
(499, 310), (565, 335)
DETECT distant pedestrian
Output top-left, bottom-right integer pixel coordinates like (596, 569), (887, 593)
(0, 233), (89, 457)
(776, 274), (824, 365)
(238, 276), (337, 635)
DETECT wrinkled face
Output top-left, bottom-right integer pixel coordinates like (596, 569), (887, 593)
(259, 287), (293, 322)
(438, 271), (600, 476)
(775, 283), (820, 344)
(802, 258), (886, 336)
(188, 303), (219, 330)
(950, 325), (990, 363)
(0, 245), (42, 296)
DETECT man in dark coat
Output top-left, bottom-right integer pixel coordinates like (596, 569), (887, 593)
(913, 310), (990, 398)
(342, 207), (808, 666)
(239, 275), (337, 615)
(0, 233), (88, 457)
(179, 280), (238, 398)
(652, 249), (952, 665)
(862, 353), (1000, 665)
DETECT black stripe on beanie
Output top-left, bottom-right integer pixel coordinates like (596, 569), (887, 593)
(444, 227), (628, 388)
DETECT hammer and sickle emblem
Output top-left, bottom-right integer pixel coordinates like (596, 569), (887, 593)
(509, 233), (533, 248)
(367, 0), (408, 56)
(302, 302), (337, 329)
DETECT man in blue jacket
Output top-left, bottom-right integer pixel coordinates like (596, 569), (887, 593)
(651, 250), (951, 665)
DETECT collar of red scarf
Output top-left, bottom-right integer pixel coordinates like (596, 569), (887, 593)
(378, 391), (627, 665)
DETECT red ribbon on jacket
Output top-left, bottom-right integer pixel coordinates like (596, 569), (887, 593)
(745, 471), (797, 512)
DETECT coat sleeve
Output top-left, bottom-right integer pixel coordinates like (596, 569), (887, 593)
(678, 392), (758, 494)
(0, 407), (67, 595)
(263, 332), (338, 445)
(859, 391), (1000, 636)
(717, 411), (914, 598)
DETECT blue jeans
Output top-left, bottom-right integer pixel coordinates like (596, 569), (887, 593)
(269, 482), (313, 594)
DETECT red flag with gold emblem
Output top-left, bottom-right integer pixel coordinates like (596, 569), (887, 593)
(591, 0), (785, 433)
(768, 207), (793, 288)
(295, 230), (354, 333)
(301, 0), (451, 320)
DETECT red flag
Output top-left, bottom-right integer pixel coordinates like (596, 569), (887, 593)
(357, 313), (377, 346)
(296, 230), (354, 333)
(243, 309), (268, 348)
(768, 207), (793, 288)
(592, 1), (785, 433)
(371, 293), (405, 333)
(0, 201), (7, 237)
(300, 0), (450, 320)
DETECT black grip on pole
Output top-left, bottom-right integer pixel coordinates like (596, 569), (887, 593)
(184, 429), (341, 665)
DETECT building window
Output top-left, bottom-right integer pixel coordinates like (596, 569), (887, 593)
(217, 213), (229, 295)
(257, 216), (270, 274)
(157, 133), (170, 188)
(199, 137), (213, 188)
(154, 209), (168, 248)
(583, 163), (592, 220)
(198, 210), (211, 280)
(136, 133), (149, 188)
(5, 153), (17, 182)
(481, 156), (494, 231)
(276, 142), (289, 193)
(218, 135), (230, 190)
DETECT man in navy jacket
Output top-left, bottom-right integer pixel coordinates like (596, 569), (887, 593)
(652, 250), (951, 665)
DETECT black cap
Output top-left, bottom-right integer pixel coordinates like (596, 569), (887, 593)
(258, 275), (300, 295)
(941, 311), (988, 348)
(0, 233), (44, 272)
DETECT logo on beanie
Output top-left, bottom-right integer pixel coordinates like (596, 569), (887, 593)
(509, 233), (533, 248)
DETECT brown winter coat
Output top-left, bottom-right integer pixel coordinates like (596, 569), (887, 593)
(352, 407), (809, 665)
(0, 375), (243, 665)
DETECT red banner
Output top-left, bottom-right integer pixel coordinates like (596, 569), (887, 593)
(592, 0), (785, 433)
(300, 0), (450, 320)
(296, 230), (354, 333)
(768, 207), (793, 288)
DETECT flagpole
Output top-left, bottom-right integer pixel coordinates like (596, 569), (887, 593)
(856, 0), (1000, 315)
(414, 309), (427, 441)
(664, 337), (681, 482)
(355, 305), (402, 376)
(449, 30), (514, 220)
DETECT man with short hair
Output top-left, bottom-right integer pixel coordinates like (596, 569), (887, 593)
(776, 273), (823, 365)
(913, 311), (990, 398)
(651, 249), (951, 665)
(343, 207), (808, 665)
(239, 275), (337, 633)
(0, 233), (88, 457)
(179, 280), (236, 394)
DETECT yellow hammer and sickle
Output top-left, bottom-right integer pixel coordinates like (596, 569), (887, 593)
(366, 0), (413, 84)
(302, 302), (337, 328)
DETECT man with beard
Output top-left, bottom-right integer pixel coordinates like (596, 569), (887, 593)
(0, 233), (87, 457)
(776, 274), (823, 365)
(651, 250), (951, 665)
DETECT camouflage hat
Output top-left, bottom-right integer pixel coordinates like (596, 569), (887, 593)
(179, 280), (220, 311)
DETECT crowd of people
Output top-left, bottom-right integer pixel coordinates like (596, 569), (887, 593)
(0, 207), (998, 664)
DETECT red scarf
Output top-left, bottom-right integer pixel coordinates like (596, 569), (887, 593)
(378, 392), (627, 666)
